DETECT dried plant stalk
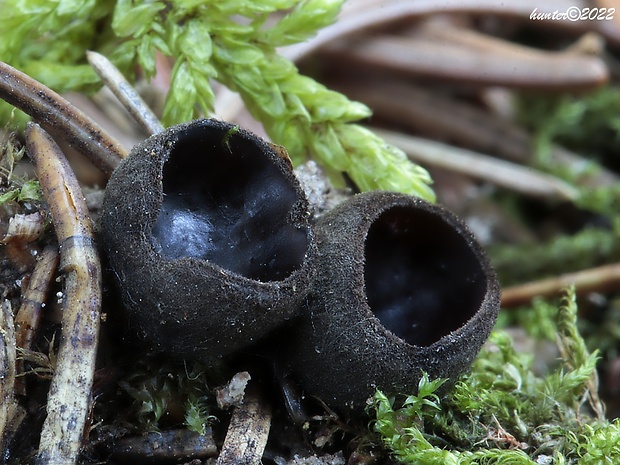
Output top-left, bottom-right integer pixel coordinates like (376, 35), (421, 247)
(14, 245), (60, 395)
(284, 0), (619, 61)
(0, 300), (18, 449)
(502, 263), (620, 307)
(216, 385), (272, 465)
(87, 51), (164, 136)
(25, 123), (102, 465)
(111, 429), (218, 461)
(341, 80), (618, 188)
(323, 33), (607, 90)
(374, 128), (579, 201)
(0, 61), (127, 175)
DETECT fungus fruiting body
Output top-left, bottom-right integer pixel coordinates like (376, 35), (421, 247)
(101, 119), (316, 362)
(285, 191), (500, 412)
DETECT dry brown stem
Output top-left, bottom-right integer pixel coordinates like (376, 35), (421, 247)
(284, 0), (620, 61)
(502, 263), (620, 308)
(323, 31), (607, 90)
(111, 429), (218, 462)
(87, 51), (164, 136)
(25, 123), (102, 465)
(0, 61), (126, 175)
(216, 383), (272, 465)
(14, 245), (60, 395)
(340, 80), (618, 188)
(374, 128), (579, 201)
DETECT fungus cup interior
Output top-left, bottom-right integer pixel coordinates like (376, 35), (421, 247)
(151, 123), (308, 282)
(364, 207), (487, 347)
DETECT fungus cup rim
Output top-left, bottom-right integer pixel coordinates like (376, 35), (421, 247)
(354, 193), (501, 352)
(107, 118), (316, 290)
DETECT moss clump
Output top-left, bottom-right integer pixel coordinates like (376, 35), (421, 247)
(116, 357), (215, 434)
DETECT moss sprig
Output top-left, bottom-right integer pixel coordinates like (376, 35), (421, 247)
(118, 357), (214, 433)
(489, 225), (620, 286)
(517, 86), (620, 219)
(0, 0), (434, 200)
(519, 86), (620, 166)
(0, 124), (42, 206)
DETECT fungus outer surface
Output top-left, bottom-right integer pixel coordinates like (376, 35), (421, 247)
(280, 191), (500, 413)
(151, 123), (308, 282)
(364, 206), (487, 346)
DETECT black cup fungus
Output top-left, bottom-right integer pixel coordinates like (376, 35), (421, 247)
(101, 119), (316, 362)
(285, 191), (500, 413)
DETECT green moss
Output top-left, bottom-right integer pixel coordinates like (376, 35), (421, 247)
(118, 358), (215, 433)
(0, 0), (434, 200)
(371, 287), (619, 464)
(489, 226), (620, 286)
(516, 85), (620, 220)
(519, 86), (620, 165)
(0, 123), (42, 206)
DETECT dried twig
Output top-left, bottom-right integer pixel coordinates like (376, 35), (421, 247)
(216, 383), (272, 465)
(14, 245), (60, 395)
(0, 61), (127, 175)
(25, 123), (102, 465)
(283, 0), (619, 62)
(340, 80), (618, 188)
(323, 32), (608, 90)
(0, 300), (23, 451)
(217, 0), (614, 120)
(87, 51), (164, 135)
(374, 128), (579, 201)
(502, 263), (620, 307)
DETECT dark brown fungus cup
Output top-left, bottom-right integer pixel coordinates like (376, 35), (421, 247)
(100, 118), (316, 363)
(286, 191), (500, 413)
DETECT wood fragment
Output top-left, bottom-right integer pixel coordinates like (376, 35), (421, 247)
(373, 128), (579, 201)
(502, 263), (620, 308)
(87, 51), (164, 136)
(14, 245), (60, 395)
(25, 123), (102, 465)
(0, 61), (126, 175)
(216, 371), (251, 410)
(216, 384), (272, 465)
(110, 429), (218, 462)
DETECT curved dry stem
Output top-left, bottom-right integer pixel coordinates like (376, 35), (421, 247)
(25, 123), (102, 465)
(0, 61), (126, 175)
(218, 0), (611, 121)
(87, 51), (164, 136)
(14, 245), (60, 395)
